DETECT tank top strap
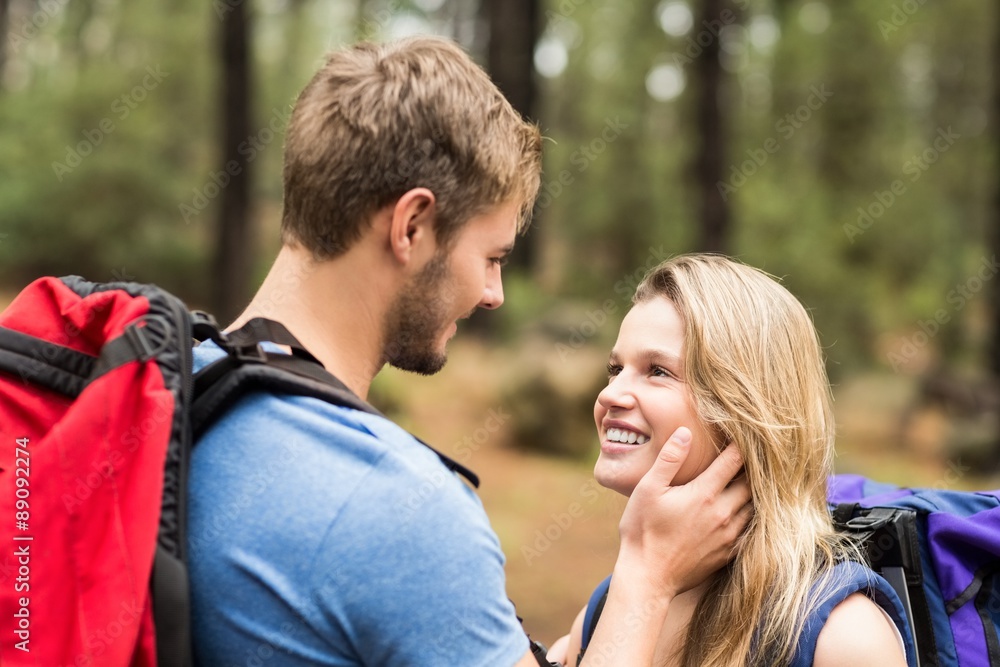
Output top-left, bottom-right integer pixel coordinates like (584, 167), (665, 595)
(789, 560), (916, 667)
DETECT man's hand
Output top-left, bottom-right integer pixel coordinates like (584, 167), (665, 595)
(617, 426), (752, 599)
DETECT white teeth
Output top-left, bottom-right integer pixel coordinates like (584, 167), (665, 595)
(606, 428), (648, 444)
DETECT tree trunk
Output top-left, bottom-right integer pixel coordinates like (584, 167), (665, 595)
(212, 1), (254, 323)
(0, 0), (8, 90)
(481, 0), (539, 270)
(693, 0), (731, 253)
(990, 14), (1000, 378)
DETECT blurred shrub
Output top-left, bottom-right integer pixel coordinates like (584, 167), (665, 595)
(500, 360), (607, 461)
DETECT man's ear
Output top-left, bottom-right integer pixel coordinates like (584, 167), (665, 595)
(388, 188), (437, 265)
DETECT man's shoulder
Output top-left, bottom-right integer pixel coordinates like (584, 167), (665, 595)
(188, 340), (485, 537)
(192, 340), (422, 465)
(191, 343), (475, 504)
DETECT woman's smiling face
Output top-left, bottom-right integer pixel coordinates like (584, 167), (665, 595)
(593, 296), (718, 496)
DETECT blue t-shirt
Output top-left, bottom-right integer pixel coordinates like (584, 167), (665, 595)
(187, 342), (527, 666)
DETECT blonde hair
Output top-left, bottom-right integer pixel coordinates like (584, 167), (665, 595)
(633, 254), (862, 667)
(281, 37), (542, 259)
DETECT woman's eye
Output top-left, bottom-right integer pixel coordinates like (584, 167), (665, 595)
(651, 365), (672, 378)
(606, 363), (622, 377)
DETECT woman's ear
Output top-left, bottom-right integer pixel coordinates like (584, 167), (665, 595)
(388, 187), (437, 265)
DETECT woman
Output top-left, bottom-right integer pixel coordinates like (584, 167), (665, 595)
(552, 254), (913, 667)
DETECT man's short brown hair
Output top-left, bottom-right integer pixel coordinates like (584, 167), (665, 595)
(281, 37), (543, 259)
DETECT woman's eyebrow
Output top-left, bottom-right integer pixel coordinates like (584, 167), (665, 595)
(640, 348), (683, 368)
(607, 348), (683, 368)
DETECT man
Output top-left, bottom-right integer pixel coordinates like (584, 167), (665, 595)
(187, 37), (751, 666)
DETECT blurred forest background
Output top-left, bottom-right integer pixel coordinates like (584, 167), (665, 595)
(1, 0), (999, 643)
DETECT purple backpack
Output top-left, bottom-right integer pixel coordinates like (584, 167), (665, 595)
(829, 473), (1000, 667)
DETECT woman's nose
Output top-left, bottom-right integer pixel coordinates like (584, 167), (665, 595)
(597, 373), (637, 411)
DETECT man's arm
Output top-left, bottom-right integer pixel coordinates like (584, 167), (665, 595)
(580, 427), (752, 666)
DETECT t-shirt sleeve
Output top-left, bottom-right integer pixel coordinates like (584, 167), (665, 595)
(310, 453), (528, 666)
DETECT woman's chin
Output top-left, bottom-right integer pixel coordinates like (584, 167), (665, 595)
(593, 463), (638, 497)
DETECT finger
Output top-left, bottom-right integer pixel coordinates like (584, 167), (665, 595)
(736, 500), (754, 525)
(692, 442), (744, 494)
(719, 475), (752, 509)
(642, 426), (692, 488)
(728, 502), (755, 543)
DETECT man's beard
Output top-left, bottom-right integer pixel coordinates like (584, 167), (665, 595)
(382, 250), (455, 375)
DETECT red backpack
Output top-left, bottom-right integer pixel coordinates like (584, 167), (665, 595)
(0, 275), (487, 666)
(0, 276), (194, 666)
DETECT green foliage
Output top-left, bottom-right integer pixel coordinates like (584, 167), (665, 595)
(0, 0), (996, 384)
(0, 0), (358, 304)
(532, 0), (997, 383)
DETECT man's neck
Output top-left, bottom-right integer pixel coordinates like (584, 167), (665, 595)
(227, 244), (389, 399)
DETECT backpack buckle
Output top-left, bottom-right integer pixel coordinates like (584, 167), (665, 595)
(124, 315), (171, 362)
(233, 342), (267, 364)
(843, 514), (893, 531)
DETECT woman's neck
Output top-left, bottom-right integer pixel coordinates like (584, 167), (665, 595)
(653, 577), (716, 667)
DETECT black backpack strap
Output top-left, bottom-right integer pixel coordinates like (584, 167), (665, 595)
(833, 504), (937, 666)
(191, 320), (480, 488)
(511, 601), (561, 667)
(218, 317), (320, 362)
(529, 638), (560, 666)
(152, 546), (193, 667)
(0, 326), (96, 396)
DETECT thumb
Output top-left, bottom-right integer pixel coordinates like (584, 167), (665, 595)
(644, 426), (692, 489)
